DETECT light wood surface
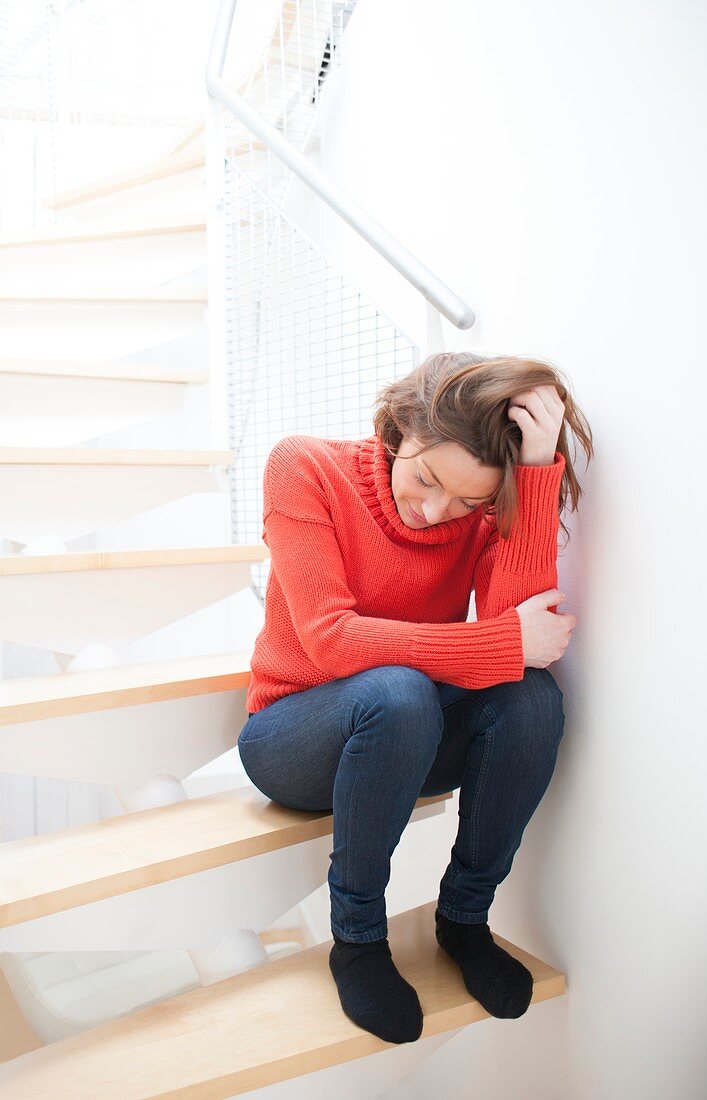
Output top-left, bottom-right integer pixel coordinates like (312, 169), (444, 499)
(0, 974), (42, 1065)
(0, 545), (269, 576)
(0, 288), (207, 303)
(0, 448), (234, 466)
(0, 788), (450, 929)
(0, 220), (207, 249)
(43, 152), (206, 210)
(0, 651), (253, 725)
(162, 122), (204, 159)
(0, 899), (566, 1098)
(43, 142), (264, 210)
(0, 358), (208, 384)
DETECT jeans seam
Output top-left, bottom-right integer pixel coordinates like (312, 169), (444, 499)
(335, 744), (363, 917)
(453, 702), (495, 883)
(471, 724), (494, 869)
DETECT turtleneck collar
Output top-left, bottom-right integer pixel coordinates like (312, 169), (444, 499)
(356, 434), (482, 546)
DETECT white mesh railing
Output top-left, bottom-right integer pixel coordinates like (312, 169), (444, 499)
(217, 1), (424, 603)
(224, 166), (418, 603)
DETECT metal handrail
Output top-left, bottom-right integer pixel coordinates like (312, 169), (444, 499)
(206, 0), (475, 329)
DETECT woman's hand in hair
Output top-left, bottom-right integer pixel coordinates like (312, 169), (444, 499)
(515, 589), (577, 668)
(508, 384), (566, 466)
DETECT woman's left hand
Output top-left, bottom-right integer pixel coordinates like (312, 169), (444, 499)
(507, 385), (566, 466)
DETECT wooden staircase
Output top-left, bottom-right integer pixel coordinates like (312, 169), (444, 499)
(0, 9), (567, 1094)
(0, 782), (449, 930)
(0, 899), (566, 1099)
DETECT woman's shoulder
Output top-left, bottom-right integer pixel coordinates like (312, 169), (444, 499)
(267, 433), (358, 473)
(268, 433), (353, 455)
(264, 435), (352, 523)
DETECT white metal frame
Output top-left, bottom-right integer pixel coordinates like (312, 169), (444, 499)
(206, 0), (476, 329)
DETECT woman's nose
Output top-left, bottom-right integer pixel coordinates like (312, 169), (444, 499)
(422, 498), (452, 523)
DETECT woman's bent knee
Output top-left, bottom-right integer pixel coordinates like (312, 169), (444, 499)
(353, 665), (442, 726)
(344, 666), (443, 759)
(487, 667), (565, 746)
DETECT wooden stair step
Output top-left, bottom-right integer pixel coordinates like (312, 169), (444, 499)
(0, 780), (449, 928)
(0, 899), (566, 1098)
(43, 152), (206, 211)
(0, 448), (234, 466)
(0, 288), (207, 303)
(43, 140), (263, 211)
(0, 545), (269, 576)
(0, 650), (253, 725)
(0, 357), (208, 384)
(0, 220), (207, 249)
(162, 121), (204, 159)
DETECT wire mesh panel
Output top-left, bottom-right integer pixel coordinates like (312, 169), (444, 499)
(219, 2), (421, 603)
(223, 130), (419, 604)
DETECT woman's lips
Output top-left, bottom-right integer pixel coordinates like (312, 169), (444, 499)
(408, 503), (426, 523)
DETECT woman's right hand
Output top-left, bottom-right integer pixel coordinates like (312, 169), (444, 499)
(515, 589), (577, 668)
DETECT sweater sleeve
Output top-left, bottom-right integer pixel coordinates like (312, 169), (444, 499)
(261, 440), (527, 690)
(473, 451), (566, 620)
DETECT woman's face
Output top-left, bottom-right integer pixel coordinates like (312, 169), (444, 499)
(390, 436), (503, 528)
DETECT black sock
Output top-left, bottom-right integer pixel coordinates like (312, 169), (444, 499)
(328, 933), (423, 1044)
(434, 908), (534, 1018)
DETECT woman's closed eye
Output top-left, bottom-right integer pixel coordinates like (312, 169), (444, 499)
(414, 471), (478, 511)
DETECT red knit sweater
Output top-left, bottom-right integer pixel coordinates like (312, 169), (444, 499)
(245, 433), (566, 714)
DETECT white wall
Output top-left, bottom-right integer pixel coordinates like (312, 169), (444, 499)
(284, 2), (707, 1096)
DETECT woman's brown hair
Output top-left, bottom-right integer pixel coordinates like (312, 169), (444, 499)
(371, 351), (594, 544)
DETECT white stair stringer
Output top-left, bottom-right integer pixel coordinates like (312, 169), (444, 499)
(0, 691), (248, 788)
(0, 370), (192, 447)
(0, 326), (210, 446)
(0, 295), (206, 364)
(0, 548), (266, 654)
(0, 221), (208, 292)
(0, 451), (231, 546)
(0, 651), (252, 787)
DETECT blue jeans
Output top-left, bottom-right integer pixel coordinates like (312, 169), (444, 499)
(237, 666), (564, 943)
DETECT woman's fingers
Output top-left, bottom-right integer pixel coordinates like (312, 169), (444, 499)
(511, 385), (564, 421)
(509, 389), (554, 427)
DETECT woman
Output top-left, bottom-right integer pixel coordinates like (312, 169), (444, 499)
(237, 351), (593, 1044)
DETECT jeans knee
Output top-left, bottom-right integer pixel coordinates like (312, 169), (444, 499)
(378, 665), (440, 714)
(524, 667), (564, 741)
(351, 665), (443, 751)
(495, 667), (565, 749)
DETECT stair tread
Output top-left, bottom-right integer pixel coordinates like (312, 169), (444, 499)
(0, 899), (566, 1097)
(0, 357), (208, 383)
(0, 780), (449, 929)
(0, 650), (253, 724)
(0, 447), (234, 466)
(43, 150), (207, 210)
(0, 219), (207, 248)
(0, 287), (207, 302)
(42, 138), (257, 210)
(0, 545), (269, 576)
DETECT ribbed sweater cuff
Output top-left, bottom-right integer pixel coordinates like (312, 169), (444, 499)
(501, 453), (565, 574)
(409, 605), (524, 690)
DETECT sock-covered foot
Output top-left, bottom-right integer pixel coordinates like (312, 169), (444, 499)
(435, 908), (533, 1018)
(328, 933), (423, 1044)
